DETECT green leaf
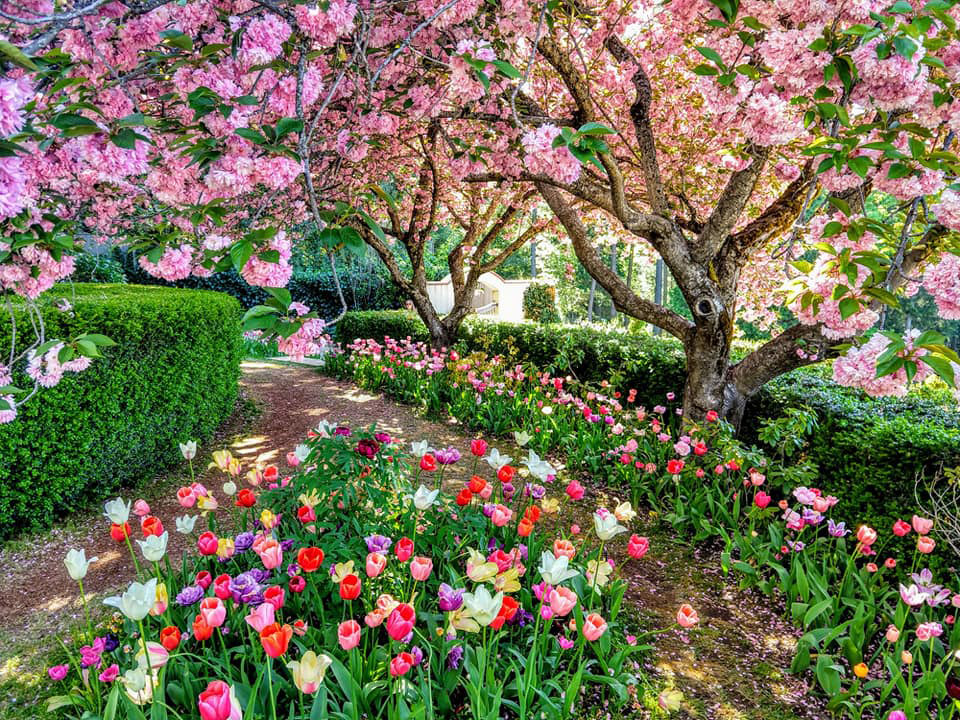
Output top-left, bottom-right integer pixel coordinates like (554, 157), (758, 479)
(51, 113), (98, 131)
(235, 128), (267, 145)
(265, 287), (292, 307)
(275, 118), (304, 138)
(922, 354), (957, 387)
(230, 240), (254, 273)
(577, 122), (615, 136)
(838, 296), (860, 320)
(0, 39), (38, 71)
(692, 64), (719, 76)
(491, 60), (521, 79)
(696, 46), (726, 68)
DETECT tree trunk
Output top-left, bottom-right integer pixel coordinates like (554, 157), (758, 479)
(530, 241), (537, 277)
(587, 279), (596, 322)
(608, 242), (618, 321)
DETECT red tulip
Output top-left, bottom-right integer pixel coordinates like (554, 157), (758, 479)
(395, 537), (414, 562)
(497, 465), (515, 484)
(470, 438), (488, 457)
(297, 546), (324, 573)
(339, 573), (361, 600)
(456, 488), (472, 506)
(419, 454), (437, 472)
(192, 613), (213, 642)
(264, 586), (285, 610)
(213, 573), (232, 600)
(235, 489), (257, 508)
(110, 522), (131, 543)
(160, 626), (181, 651)
(140, 516), (164, 537)
(389, 652), (415, 677)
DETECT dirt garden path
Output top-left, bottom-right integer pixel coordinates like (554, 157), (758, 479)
(0, 361), (825, 719)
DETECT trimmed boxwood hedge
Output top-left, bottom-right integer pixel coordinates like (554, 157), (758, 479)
(336, 311), (960, 533)
(0, 284), (242, 539)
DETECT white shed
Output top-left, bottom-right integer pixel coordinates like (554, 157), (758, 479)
(426, 272), (532, 323)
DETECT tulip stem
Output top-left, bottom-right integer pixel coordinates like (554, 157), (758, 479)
(137, 620), (155, 697)
(266, 655), (278, 720)
(124, 533), (143, 579)
(76, 578), (94, 641)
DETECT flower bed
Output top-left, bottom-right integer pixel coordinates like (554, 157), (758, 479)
(323, 336), (960, 719)
(47, 425), (694, 719)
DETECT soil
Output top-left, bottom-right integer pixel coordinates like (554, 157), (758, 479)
(0, 360), (827, 719)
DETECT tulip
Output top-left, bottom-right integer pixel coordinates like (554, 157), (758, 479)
(463, 586), (504, 627)
(885, 624), (900, 643)
(138, 532), (168, 562)
(175, 515), (198, 534)
(410, 556), (433, 581)
(200, 597), (226, 628)
(287, 651), (332, 694)
(856, 525), (877, 546)
(627, 535), (649, 559)
(468, 475), (486, 493)
(297, 546), (324, 573)
(490, 505), (512, 527)
(179, 440), (198, 460)
(235, 489), (256, 508)
(103, 497), (131, 525)
(339, 574), (362, 600)
(387, 602), (417, 641)
(902, 650), (913, 665)
(177, 487), (197, 507)
(110, 522), (132, 543)
(289, 575), (306, 593)
(539, 550), (580, 585)
(222, 481), (237, 496)
(912, 515), (934, 535)
(582, 613), (608, 641)
(410, 485), (439, 510)
(565, 480), (585, 500)
(754, 491), (771, 509)
(264, 585), (285, 610)
(456, 488), (472, 506)
(104, 578), (157, 621)
(438, 583), (464, 612)
(197, 531), (219, 556)
(614, 501), (636, 523)
(196, 571), (213, 589)
(593, 511), (627, 540)
(48, 664), (69, 681)
(658, 689), (684, 711)
(497, 465), (516, 484)
(197, 680), (241, 720)
(853, 662), (868, 678)
(677, 604), (699, 628)
(193, 613), (213, 642)
(490, 595), (520, 630)
(64, 549), (97, 581)
(140, 516), (163, 537)
(258, 538), (283, 569)
(260, 623), (293, 658)
(918, 536), (936, 554)
(245, 603), (276, 633)
(892, 519), (911, 536)
(338, 620), (361, 650)
(553, 539), (576, 559)
(395, 537), (414, 562)
(390, 652), (415, 677)
(133, 499), (151, 517)
(135, 641), (170, 671)
(213, 574), (232, 600)
(550, 587), (577, 617)
(159, 626), (180, 651)
(419, 454), (437, 472)
(366, 552), (387, 578)
(99, 664), (120, 683)
(470, 438), (487, 456)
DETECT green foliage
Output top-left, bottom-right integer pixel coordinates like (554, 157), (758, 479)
(522, 283), (560, 324)
(69, 251), (126, 284)
(0, 284), (242, 539)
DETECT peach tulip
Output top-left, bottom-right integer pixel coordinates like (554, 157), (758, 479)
(366, 552), (387, 578)
(338, 620), (361, 651)
(549, 587), (577, 617)
(912, 515), (933, 535)
(918, 536), (936, 554)
(410, 556), (433, 581)
(677, 604), (699, 628)
(582, 613), (607, 641)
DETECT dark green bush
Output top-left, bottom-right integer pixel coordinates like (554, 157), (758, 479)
(522, 283), (561, 324)
(71, 251), (127, 283)
(336, 310), (960, 534)
(0, 284), (242, 539)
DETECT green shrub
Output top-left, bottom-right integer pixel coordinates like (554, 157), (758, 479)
(336, 310), (960, 534)
(0, 284), (242, 539)
(70, 251), (127, 283)
(522, 283), (561, 324)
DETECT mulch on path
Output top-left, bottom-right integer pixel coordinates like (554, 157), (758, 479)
(0, 361), (825, 719)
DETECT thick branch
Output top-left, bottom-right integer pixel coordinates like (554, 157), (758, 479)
(537, 181), (692, 339)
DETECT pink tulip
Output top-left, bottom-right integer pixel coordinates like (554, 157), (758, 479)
(338, 620), (361, 651)
(565, 480), (585, 500)
(582, 613), (607, 641)
(490, 505), (512, 527)
(677, 604), (699, 628)
(198, 680), (242, 720)
(549, 587), (577, 617)
(258, 539), (283, 570)
(286, 451), (301, 467)
(912, 515), (933, 536)
(365, 611), (384, 628)
(98, 664), (119, 682)
(200, 597), (226, 628)
(627, 534), (649, 559)
(245, 603), (275, 633)
(133, 499), (151, 517)
(754, 491), (771, 509)
(387, 603), (416, 642)
(389, 652), (415, 677)
(366, 552), (387, 578)
(410, 556), (433, 581)
(177, 487), (197, 508)
(892, 519), (911, 537)
(856, 525), (877, 546)
(917, 536), (936, 554)
(197, 532), (219, 556)
(885, 624), (900, 643)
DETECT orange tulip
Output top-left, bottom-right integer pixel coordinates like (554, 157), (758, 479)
(260, 622), (293, 658)
(297, 546), (324, 573)
(192, 613), (213, 642)
(110, 522), (131, 542)
(160, 626), (181, 651)
(339, 574), (361, 600)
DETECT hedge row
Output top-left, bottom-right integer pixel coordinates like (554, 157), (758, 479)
(335, 311), (960, 533)
(0, 284), (242, 539)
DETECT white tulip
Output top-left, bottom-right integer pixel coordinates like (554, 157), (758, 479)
(462, 585), (504, 627)
(103, 497), (131, 525)
(179, 440), (197, 460)
(409, 485), (440, 511)
(64, 549), (97, 581)
(538, 550), (580, 586)
(293, 444), (311, 462)
(593, 511), (628, 541)
(410, 440), (434, 458)
(175, 515), (198, 534)
(484, 448), (512, 470)
(222, 481), (237, 496)
(104, 578), (157, 621)
(137, 532), (168, 563)
(513, 430), (532, 447)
